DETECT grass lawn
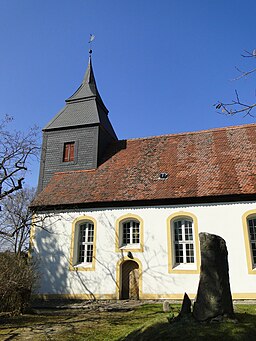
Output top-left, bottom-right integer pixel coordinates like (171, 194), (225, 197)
(0, 304), (256, 340)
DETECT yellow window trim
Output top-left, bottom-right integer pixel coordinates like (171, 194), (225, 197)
(242, 209), (256, 275)
(69, 215), (97, 271)
(115, 214), (144, 253)
(115, 256), (143, 299)
(167, 211), (200, 274)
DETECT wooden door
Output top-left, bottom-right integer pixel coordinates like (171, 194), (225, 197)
(129, 268), (139, 299)
(121, 260), (139, 300)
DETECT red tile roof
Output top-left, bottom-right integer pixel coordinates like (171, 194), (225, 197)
(32, 124), (256, 208)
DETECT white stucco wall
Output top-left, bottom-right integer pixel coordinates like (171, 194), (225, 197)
(32, 201), (256, 299)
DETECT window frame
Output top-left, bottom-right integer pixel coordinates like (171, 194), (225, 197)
(115, 214), (144, 253)
(77, 222), (94, 265)
(69, 216), (97, 271)
(247, 217), (256, 267)
(121, 220), (140, 247)
(173, 218), (195, 266)
(63, 142), (75, 163)
(167, 212), (200, 274)
(242, 210), (256, 274)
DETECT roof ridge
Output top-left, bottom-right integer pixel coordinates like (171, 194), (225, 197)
(125, 123), (256, 142)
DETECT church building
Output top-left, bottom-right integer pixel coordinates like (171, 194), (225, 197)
(31, 52), (256, 300)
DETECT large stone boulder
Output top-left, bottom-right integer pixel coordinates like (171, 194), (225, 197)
(193, 232), (234, 321)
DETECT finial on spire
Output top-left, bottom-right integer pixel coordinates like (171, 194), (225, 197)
(88, 34), (95, 56)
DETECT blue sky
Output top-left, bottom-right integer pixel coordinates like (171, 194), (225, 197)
(0, 0), (255, 186)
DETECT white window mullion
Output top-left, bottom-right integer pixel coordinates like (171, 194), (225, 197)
(182, 220), (185, 263)
(130, 224), (133, 244)
(84, 227), (88, 262)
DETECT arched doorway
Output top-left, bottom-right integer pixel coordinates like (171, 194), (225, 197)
(120, 260), (139, 300)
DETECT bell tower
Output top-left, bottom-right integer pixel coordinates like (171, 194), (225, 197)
(38, 52), (117, 191)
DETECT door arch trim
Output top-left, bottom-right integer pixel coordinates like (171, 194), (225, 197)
(116, 257), (142, 299)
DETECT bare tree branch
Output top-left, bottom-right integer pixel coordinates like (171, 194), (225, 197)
(241, 50), (256, 58)
(216, 49), (256, 117)
(0, 187), (59, 254)
(234, 66), (256, 81)
(0, 115), (39, 200)
(215, 89), (256, 117)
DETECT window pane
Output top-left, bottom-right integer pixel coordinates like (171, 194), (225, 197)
(175, 244), (183, 263)
(249, 219), (256, 242)
(78, 244), (85, 263)
(186, 244), (194, 263)
(86, 244), (93, 263)
(132, 221), (140, 243)
(87, 223), (94, 243)
(174, 222), (178, 241)
(80, 224), (86, 242)
(185, 225), (193, 241)
(122, 222), (130, 245)
(174, 221), (182, 241)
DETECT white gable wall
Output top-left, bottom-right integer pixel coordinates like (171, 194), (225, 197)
(32, 200), (256, 300)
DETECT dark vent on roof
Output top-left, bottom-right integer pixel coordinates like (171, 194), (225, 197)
(159, 172), (168, 179)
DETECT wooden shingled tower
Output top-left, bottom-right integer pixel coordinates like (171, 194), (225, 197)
(38, 53), (117, 191)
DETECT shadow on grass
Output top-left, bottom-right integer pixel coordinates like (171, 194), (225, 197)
(121, 313), (256, 341)
(2, 305), (256, 341)
(0, 312), (100, 329)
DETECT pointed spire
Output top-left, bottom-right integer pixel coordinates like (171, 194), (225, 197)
(82, 54), (97, 87)
(65, 53), (100, 102)
(44, 49), (115, 133)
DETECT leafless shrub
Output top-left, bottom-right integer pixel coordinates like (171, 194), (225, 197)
(0, 252), (38, 315)
(0, 187), (36, 254)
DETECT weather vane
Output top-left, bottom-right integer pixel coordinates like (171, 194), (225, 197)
(88, 34), (95, 55)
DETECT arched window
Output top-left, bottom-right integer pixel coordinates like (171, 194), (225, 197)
(167, 212), (199, 274)
(115, 214), (144, 252)
(78, 222), (94, 264)
(70, 216), (97, 271)
(243, 210), (256, 274)
(121, 220), (140, 246)
(173, 218), (194, 265)
(247, 217), (256, 267)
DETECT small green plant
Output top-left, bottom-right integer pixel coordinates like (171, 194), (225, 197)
(167, 306), (175, 323)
